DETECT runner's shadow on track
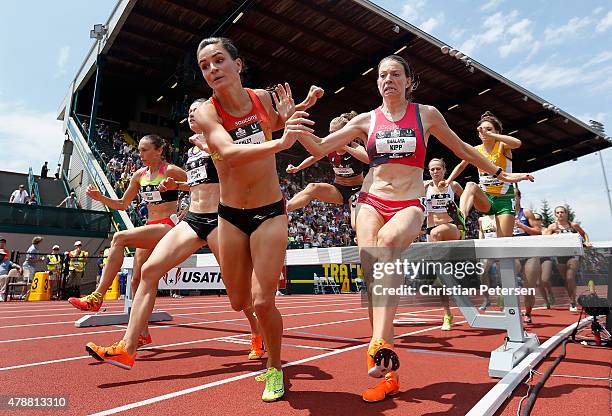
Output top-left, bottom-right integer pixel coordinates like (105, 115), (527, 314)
(284, 364), (334, 382)
(97, 358), (265, 389)
(284, 390), (390, 416)
(396, 328), (504, 346)
(134, 346), (247, 363)
(400, 381), (496, 415)
(97, 360), (334, 390)
(523, 321), (571, 330)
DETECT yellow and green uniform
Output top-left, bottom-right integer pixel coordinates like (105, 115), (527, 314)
(102, 248), (110, 268)
(476, 141), (515, 216)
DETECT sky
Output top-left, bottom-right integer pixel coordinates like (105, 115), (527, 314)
(0, 0), (610, 240)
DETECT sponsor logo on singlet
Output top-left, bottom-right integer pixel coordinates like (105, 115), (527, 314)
(234, 114), (258, 127)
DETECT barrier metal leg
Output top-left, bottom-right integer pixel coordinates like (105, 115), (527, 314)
(437, 258), (539, 378)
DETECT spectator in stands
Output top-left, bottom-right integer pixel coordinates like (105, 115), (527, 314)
(54, 164), (61, 180)
(21, 236), (44, 283)
(138, 201), (148, 222)
(0, 249), (22, 301)
(41, 162), (49, 178)
(57, 192), (80, 209)
(9, 185), (29, 204)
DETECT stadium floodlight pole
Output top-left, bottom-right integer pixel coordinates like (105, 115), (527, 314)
(598, 150), (612, 221)
(87, 24), (107, 145)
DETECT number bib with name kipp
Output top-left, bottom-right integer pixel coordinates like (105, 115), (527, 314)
(375, 128), (416, 158)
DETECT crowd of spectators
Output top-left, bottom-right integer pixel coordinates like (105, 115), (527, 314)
(82, 120), (148, 224)
(279, 157), (356, 248)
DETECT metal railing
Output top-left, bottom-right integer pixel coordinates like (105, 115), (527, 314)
(0, 202), (111, 238)
(72, 113), (143, 227)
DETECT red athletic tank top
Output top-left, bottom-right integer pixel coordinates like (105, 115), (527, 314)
(210, 88), (272, 144)
(366, 102), (426, 168)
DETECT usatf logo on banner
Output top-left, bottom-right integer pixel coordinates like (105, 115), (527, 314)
(159, 266), (225, 290)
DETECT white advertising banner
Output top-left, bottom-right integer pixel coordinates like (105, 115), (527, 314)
(158, 266), (225, 290)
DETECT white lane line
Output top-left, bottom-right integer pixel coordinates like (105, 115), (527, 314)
(88, 320), (467, 416)
(0, 296), (360, 315)
(0, 313), (374, 371)
(0, 299), (363, 320)
(0, 301), (365, 333)
(0, 321), (76, 329)
(0, 307), (367, 344)
(218, 338), (335, 352)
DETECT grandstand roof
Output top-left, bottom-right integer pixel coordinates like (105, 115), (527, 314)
(59, 0), (611, 175)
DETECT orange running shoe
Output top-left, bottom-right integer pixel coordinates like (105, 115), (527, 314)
(248, 335), (265, 360)
(69, 292), (103, 312)
(362, 371), (400, 402)
(137, 334), (153, 350)
(86, 339), (135, 369)
(367, 339), (400, 378)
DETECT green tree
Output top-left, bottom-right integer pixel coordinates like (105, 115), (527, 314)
(539, 200), (554, 227)
(564, 203), (576, 222)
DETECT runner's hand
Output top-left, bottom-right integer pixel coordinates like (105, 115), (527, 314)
(303, 85), (324, 109)
(273, 83), (296, 124)
(279, 111), (315, 150)
(499, 172), (534, 183)
(86, 184), (102, 201)
(189, 134), (209, 152)
(159, 177), (177, 192)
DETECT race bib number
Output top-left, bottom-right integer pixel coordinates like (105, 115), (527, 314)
(141, 190), (162, 203)
(375, 128), (416, 155)
(233, 123), (266, 145)
(479, 174), (502, 187)
(333, 167), (355, 176)
(187, 165), (207, 183)
(431, 197), (448, 209)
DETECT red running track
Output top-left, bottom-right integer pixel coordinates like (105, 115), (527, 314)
(0, 292), (609, 416)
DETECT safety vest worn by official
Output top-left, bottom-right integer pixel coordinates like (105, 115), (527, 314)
(47, 254), (61, 273)
(102, 248), (110, 268)
(69, 250), (88, 272)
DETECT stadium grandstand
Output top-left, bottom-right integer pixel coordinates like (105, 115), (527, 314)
(0, 1), (609, 416)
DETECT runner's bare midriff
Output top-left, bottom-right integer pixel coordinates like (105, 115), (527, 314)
(361, 164), (424, 200)
(216, 155), (282, 208)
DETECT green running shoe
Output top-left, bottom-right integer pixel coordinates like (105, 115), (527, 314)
(255, 367), (285, 402)
(446, 201), (466, 239)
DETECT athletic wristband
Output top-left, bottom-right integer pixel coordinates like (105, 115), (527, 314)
(493, 167), (503, 178)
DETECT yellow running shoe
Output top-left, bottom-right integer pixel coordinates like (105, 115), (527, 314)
(367, 339), (400, 378)
(362, 371), (400, 402)
(248, 335), (265, 360)
(86, 339), (135, 370)
(255, 367), (284, 402)
(441, 314), (453, 331)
